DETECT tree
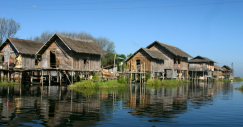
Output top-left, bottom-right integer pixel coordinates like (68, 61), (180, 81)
(0, 17), (20, 44)
(127, 53), (133, 58)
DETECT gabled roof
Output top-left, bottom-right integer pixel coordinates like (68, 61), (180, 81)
(222, 65), (232, 71)
(214, 65), (223, 71)
(36, 33), (106, 55)
(126, 48), (168, 62)
(188, 56), (216, 63)
(0, 38), (44, 55)
(147, 41), (193, 58)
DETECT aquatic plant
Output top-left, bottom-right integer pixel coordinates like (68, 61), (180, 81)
(217, 78), (243, 82)
(145, 79), (187, 86)
(69, 78), (127, 89)
(0, 81), (20, 86)
(235, 85), (243, 91)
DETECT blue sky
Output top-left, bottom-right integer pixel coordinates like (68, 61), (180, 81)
(1, 0), (242, 76)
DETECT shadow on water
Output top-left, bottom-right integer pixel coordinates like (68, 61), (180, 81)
(0, 81), (238, 126)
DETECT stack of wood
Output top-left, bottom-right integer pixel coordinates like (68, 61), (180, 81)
(102, 69), (112, 79)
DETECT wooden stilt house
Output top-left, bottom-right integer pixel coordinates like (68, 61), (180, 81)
(36, 33), (106, 71)
(213, 65), (223, 79)
(146, 41), (192, 79)
(188, 56), (215, 80)
(126, 48), (168, 73)
(221, 65), (233, 79)
(0, 38), (44, 69)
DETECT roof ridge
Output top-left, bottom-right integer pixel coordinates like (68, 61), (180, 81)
(156, 41), (177, 48)
(56, 33), (93, 42)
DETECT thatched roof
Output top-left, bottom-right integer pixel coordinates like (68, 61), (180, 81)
(126, 48), (168, 62)
(188, 56), (216, 63)
(214, 65), (223, 71)
(0, 38), (44, 55)
(36, 33), (106, 55)
(222, 65), (232, 71)
(147, 41), (193, 58)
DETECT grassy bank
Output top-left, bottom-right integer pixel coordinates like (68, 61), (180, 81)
(0, 81), (20, 86)
(68, 78), (127, 89)
(145, 79), (188, 86)
(217, 78), (243, 82)
(235, 85), (243, 91)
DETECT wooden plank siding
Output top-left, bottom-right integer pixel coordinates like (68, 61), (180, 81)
(126, 49), (164, 72)
(72, 52), (101, 71)
(39, 38), (102, 71)
(148, 43), (188, 71)
(40, 38), (72, 69)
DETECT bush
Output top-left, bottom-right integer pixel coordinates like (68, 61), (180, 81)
(92, 72), (99, 81)
(118, 77), (126, 84)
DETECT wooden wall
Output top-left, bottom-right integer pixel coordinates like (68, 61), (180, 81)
(1, 43), (17, 63)
(126, 50), (164, 72)
(72, 52), (101, 71)
(40, 38), (102, 71)
(40, 38), (73, 69)
(148, 43), (188, 71)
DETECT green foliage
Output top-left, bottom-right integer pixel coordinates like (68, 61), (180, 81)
(117, 77), (126, 84)
(145, 79), (187, 86)
(70, 87), (126, 95)
(235, 85), (243, 91)
(127, 53), (133, 58)
(92, 72), (99, 81)
(146, 74), (151, 79)
(68, 79), (127, 89)
(0, 81), (20, 86)
(217, 78), (243, 82)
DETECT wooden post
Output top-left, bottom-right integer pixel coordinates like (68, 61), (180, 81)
(60, 71), (62, 86)
(20, 72), (22, 83)
(72, 70), (74, 84)
(49, 71), (51, 86)
(0, 71), (1, 82)
(41, 70), (43, 87)
(8, 70), (9, 83)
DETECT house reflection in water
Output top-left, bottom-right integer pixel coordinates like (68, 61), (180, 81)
(125, 82), (233, 122)
(0, 82), (234, 126)
(0, 85), (104, 126)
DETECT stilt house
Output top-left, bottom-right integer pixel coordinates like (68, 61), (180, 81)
(188, 56), (215, 80)
(36, 33), (106, 71)
(146, 41), (192, 78)
(126, 48), (168, 72)
(213, 65), (223, 79)
(0, 38), (44, 69)
(221, 65), (233, 79)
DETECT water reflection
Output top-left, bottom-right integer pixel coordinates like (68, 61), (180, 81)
(0, 82), (237, 126)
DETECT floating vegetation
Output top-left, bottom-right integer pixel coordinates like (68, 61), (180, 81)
(217, 78), (243, 82)
(235, 85), (243, 91)
(0, 81), (21, 86)
(145, 79), (188, 86)
(68, 78), (127, 89)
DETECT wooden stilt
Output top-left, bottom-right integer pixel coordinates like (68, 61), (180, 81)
(41, 70), (43, 87)
(60, 71), (62, 86)
(0, 71), (1, 82)
(20, 72), (22, 83)
(49, 71), (51, 86)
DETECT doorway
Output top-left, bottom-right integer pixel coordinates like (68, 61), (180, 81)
(50, 51), (56, 68)
(136, 60), (140, 72)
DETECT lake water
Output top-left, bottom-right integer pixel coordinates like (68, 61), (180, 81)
(0, 82), (243, 127)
